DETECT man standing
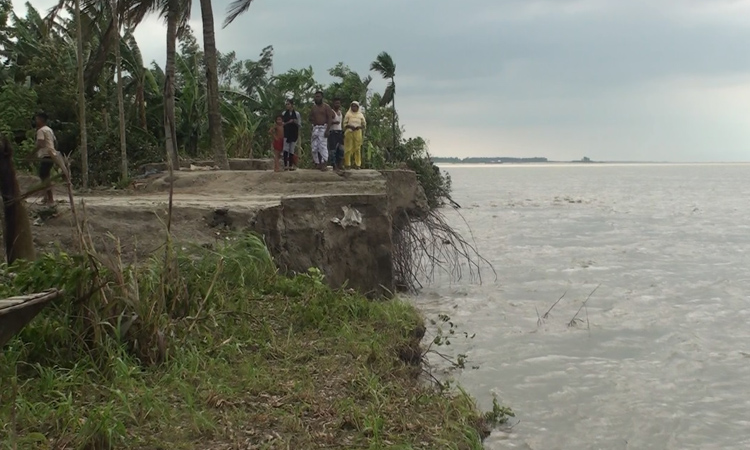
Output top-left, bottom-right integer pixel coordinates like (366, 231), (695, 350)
(33, 112), (67, 204)
(309, 90), (333, 171)
(327, 97), (345, 171)
(282, 99), (301, 171)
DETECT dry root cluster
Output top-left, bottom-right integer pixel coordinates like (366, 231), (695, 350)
(393, 207), (495, 292)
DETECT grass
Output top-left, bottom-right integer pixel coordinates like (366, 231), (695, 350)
(0, 234), (499, 449)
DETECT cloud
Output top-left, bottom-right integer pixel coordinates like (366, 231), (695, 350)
(14, 0), (750, 161)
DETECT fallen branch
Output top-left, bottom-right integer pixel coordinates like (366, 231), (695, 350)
(568, 284), (601, 328)
(543, 290), (567, 319)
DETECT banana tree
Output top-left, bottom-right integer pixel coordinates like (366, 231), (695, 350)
(174, 51), (206, 157)
(326, 63), (372, 108)
(120, 28), (148, 130)
(221, 99), (261, 158)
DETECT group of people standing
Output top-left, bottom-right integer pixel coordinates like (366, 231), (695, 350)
(269, 91), (366, 172)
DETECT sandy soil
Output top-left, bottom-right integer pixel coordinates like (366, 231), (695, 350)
(8, 169), (387, 261)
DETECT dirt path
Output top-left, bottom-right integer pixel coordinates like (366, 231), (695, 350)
(9, 169), (388, 261)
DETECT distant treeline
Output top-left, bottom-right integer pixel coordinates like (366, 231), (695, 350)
(431, 156), (549, 164)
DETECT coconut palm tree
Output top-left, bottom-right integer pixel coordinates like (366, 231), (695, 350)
(162, 0), (186, 170)
(199, 0), (229, 169)
(111, 0), (128, 180)
(126, 0), (192, 171)
(73, 0), (88, 187)
(370, 51), (397, 156)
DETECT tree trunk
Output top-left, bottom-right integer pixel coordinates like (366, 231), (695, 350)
(75, 0), (89, 188)
(391, 77), (397, 158)
(114, 1), (127, 181)
(137, 82), (147, 130)
(0, 136), (35, 264)
(164, 4), (179, 171)
(200, 0), (229, 169)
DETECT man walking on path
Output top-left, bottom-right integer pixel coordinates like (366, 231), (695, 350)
(31, 112), (69, 204)
(309, 90), (333, 171)
(282, 99), (302, 171)
(328, 98), (344, 171)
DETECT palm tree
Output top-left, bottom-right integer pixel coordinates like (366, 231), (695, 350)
(162, 1), (181, 170)
(112, 0), (127, 181)
(126, 0), (192, 171)
(74, 0), (88, 188)
(199, 0), (229, 169)
(370, 51), (397, 156)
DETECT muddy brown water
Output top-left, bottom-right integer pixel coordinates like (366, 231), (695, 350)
(416, 163), (750, 450)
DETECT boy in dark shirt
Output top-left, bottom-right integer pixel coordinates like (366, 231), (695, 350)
(281, 99), (302, 171)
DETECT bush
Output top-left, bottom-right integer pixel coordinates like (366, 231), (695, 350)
(407, 156), (453, 209)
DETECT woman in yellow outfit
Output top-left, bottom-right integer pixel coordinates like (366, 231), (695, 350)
(343, 101), (366, 170)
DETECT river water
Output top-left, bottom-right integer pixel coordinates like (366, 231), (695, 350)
(414, 163), (750, 450)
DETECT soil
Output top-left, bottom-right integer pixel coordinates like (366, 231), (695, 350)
(4, 167), (428, 297)
(8, 169), (388, 261)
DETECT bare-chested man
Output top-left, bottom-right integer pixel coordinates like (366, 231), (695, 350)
(309, 90), (333, 171)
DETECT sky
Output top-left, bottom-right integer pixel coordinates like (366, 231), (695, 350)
(12, 0), (750, 162)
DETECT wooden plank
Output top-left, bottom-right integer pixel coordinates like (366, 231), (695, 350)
(0, 289), (63, 347)
(0, 290), (60, 310)
(0, 299), (25, 308)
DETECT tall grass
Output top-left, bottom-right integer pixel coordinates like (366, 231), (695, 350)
(1, 234), (274, 368)
(0, 233), (499, 449)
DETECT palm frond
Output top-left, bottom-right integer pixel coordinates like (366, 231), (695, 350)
(370, 51), (395, 79)
(44, 1), (65, 30)
(223, 0), (255, 28)
(379, 81), (395, 107)
(123, 0), (158, 28)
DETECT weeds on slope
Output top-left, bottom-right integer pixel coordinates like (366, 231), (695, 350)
(0, 235), (502, 449)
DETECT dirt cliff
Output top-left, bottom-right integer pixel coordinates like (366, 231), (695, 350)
(6, 168), (428, 298)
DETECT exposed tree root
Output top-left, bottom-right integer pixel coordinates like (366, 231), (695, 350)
(393, 206), (496, 292)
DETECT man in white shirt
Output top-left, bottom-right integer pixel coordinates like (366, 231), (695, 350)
(327, 98), (344, 171)
(34, 112), (63, 204)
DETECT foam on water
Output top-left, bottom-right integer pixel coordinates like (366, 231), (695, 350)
(414, 164), (750, 450)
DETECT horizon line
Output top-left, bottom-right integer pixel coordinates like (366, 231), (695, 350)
(431, 160), (750, 164)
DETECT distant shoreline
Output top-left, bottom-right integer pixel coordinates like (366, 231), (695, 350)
(431, 160), (749, 165)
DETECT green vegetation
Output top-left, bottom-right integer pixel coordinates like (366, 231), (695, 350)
(0, 1), (452, 206)
(0, 235), (499, 449)
(0, 2), (495, 447)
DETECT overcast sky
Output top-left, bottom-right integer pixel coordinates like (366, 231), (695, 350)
(14, 0), (750, 162)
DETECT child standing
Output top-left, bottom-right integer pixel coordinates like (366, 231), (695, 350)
(269, 115), (284, 172)
(282, 99), (302, 171)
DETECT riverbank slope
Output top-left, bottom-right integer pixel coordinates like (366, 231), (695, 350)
(1, 167), (500, 449)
